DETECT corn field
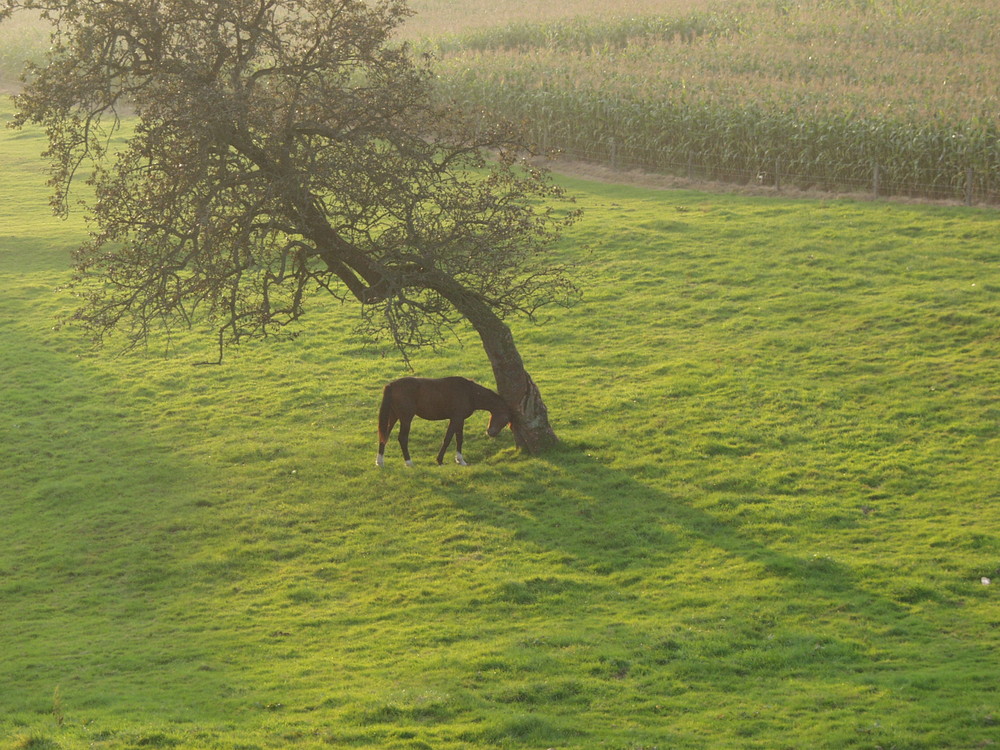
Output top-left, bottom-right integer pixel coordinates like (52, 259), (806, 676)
(401, 0), (719, 39)
(4, 0), (999, 202)
(428, 0), (1000, 203)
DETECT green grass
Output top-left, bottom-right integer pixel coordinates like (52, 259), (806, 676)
(3, 103), (1000, 749)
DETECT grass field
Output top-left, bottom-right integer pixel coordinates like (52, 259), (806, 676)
(3, 89), (1000, 750)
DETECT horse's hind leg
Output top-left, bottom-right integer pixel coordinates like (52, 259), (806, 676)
(376, 390), (397, 468)
(398, 416), (414, 467)
(377, 414), (397, 468)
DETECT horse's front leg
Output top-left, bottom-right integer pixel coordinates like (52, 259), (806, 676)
(454, 420), (468, 465)
(398, 416), (414, 467)
(436, 420), (458, 465)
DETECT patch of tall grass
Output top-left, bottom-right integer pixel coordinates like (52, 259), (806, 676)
(401, 0), (716, 38)
(428, 10), (739, 54)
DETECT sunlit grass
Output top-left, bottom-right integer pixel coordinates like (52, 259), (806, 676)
(3, 102), (999, 749)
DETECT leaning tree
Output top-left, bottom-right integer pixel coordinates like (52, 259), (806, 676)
(1, 0), (580, 453)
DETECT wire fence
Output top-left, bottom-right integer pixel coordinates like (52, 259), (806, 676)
(531, 133), (999, 206)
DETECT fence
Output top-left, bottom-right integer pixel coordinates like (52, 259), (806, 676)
(546, 137), (997, 206)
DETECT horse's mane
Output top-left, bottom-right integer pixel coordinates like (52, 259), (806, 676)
(469, 379), (507, 411)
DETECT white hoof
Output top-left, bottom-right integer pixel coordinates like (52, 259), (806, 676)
(376, 454), (384, 468)
(455, 453), (468, 466)
(405, 459), (414, 468)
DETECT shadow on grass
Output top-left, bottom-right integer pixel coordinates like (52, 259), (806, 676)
(0, 324), (238, 723)
(435, 442), (996, 735)
(451, 443), (855, 588)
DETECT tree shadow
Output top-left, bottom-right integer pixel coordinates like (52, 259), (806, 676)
(0, 323), (242, 723)
(436, 442), (996, 692)
(452, 444), (849, 586)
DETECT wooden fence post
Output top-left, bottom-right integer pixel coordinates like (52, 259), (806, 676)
(872, 163), (880, 199)
(966, 167), (975, 206)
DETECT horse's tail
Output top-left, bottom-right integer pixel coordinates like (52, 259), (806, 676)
(377, 384), (394, 445)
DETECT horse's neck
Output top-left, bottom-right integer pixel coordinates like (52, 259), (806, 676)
(470, 382), (502, 412)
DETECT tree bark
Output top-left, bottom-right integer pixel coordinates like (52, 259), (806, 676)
(429, 273), (558, 453)
(476, 313), (559, 455)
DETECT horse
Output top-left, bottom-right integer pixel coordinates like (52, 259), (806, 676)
(376, 376), (511, 467)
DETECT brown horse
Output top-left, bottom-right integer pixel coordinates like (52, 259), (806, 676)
(376, 376), (511, 467)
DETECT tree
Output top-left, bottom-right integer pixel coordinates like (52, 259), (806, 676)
(1, 0), (580, 453)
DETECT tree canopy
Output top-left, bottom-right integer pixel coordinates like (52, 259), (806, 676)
(2, 0), (580, 452)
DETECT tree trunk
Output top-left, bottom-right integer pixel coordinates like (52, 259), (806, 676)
(431, 274), (558, 453)
(477, 314), (559, 455)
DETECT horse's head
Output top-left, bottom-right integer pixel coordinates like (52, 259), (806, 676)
(487, 406), (511, 438)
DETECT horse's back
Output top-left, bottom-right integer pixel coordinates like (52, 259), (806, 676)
(386, 376), (475, 420)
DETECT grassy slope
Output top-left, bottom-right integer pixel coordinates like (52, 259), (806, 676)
(2, 106), (1000, 750)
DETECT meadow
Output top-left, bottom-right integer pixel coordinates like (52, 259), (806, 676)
(423, 0), (1000, 202)
(3, 84), (1000, 750)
